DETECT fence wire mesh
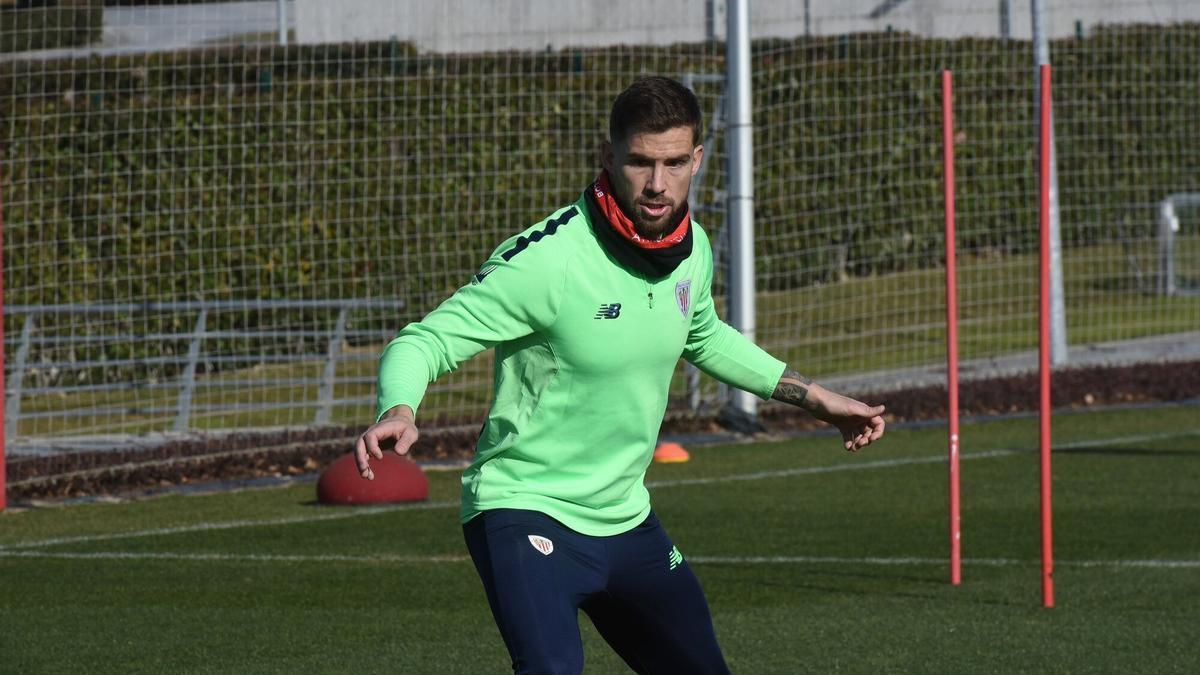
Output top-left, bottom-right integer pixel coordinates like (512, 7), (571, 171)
(2, 1), (1198, 451)
(750, 2), (1200, 387)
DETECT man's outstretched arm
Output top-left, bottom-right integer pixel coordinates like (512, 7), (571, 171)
(771, 368), (886, 452)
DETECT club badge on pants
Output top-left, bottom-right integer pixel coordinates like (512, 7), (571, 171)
(527, 535), (554, 555)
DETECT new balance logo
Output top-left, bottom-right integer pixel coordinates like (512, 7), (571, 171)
(668, 545), (684, 571)
(528, 535), (554, 555)
(594, 303), (622, 320)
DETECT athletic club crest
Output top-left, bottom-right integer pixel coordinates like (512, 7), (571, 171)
(527, 535), (554, 556)
(675, 279), (692, 318)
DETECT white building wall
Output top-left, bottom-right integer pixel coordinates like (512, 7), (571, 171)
(295, 0), (717, 52)
(296, 1), (1200, 51)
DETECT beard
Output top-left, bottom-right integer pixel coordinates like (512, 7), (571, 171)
(616, 193), (690, 241)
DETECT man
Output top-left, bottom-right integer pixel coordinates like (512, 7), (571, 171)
(356, 77), (886, 674)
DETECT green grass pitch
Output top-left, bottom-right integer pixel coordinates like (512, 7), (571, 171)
(2, 403), (1198, 673)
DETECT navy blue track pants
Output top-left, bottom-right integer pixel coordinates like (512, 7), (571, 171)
(463, 508), (731, 675)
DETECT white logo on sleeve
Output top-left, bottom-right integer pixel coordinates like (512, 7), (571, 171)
(527, 535), (554, 555)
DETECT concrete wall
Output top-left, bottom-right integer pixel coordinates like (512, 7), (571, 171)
(757, 0), (1200, 42)
(295, 0), (719, 52)
(295, 1), (1200, 51)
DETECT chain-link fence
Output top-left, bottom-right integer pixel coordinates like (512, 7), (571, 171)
(2, 1), (1198, 448)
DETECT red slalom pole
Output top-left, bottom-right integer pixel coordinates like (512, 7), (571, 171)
(1038, 64), (1055, 608)
(941, 69), (961, 586)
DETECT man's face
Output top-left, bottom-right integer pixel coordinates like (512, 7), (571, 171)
(602, 126), (703, 240)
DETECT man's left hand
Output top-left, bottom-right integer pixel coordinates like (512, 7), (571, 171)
(803, 384), (886, 452)
(772, 369), (886, 452)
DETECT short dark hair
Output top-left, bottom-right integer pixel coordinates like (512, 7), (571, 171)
(609, 76), (702, 146)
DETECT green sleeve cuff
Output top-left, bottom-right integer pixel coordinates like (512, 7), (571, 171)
(376, 339), (433, 422)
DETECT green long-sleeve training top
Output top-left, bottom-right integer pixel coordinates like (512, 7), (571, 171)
(377, 195), (786, 535)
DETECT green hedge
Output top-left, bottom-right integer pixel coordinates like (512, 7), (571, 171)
(1, 27), (1198, 380)
(1, 2), (102, 54)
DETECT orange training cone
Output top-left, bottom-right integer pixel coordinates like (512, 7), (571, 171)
(653, 442), (690, 463)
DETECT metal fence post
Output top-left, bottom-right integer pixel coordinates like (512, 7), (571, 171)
(1159, 198), (1177, 296)
(1158, 193), (1200, 296)
(277, 0), (288, 45)
(1032, 0), (1068, 365)
(683, 72), (728, 412)
(5, 315), (34, 439)
(726, 0), (758, 420)
(174, 309), (208, 432)
(315, 307), (349, 425)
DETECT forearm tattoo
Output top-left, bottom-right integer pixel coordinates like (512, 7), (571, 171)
(772, 368), (813, 407)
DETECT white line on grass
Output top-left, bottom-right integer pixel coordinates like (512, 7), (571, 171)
(1, 452), (1003, 551)
(0, 550), (471, 563)
(2, 428), (1195, 552)
(1053, 428), (1200, 449)
(689, 555), (1200, 569)
(646, 428), (1200, 489)
(0, 499), (460, 551)
(1, 549), (1196, 570)
(644, 448), (1020, 488)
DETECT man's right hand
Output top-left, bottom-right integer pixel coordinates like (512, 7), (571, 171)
(354, 405), (420, 480)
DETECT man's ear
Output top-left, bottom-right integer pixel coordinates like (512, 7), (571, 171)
(691, 144), (704, 177)
(601, 140), (613, 172)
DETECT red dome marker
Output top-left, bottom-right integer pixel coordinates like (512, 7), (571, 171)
(317, 452), (429, 505)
